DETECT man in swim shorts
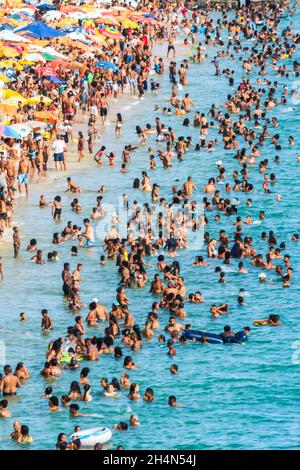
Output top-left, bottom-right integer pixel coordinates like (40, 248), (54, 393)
(99, 93), (109, 125)
(80, 218), (95, 248)
(17, 156), (30, 197)
(52, 135), (67, 171)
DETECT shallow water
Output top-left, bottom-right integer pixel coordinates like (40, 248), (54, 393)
(1, 11), (300, 450)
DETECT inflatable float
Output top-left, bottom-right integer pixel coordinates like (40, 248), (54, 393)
(71, 427), (112, 447)
(253, 320), (268, 327)
(253, 315), (281, 327)
(184, 329), (248, 344)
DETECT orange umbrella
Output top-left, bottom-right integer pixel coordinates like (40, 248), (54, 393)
(94, 16), (120, 26)
(50, 60), (83, 70)
(0, 104), (16, 115)
(60, 6), (85, 13)
(34, 111), (57, 123)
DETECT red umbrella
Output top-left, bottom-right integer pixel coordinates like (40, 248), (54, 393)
(37, 65), (58, 76)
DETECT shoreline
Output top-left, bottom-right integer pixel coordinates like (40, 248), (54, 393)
(0, 39), (187, 248)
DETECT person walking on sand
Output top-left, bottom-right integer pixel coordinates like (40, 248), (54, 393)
(52, 135), (67, 172)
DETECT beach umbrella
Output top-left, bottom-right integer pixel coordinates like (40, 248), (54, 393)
(60, 6), (85, 13)
(95, 61), (119, 72)
(0, 29), (31, 42)
(27, 120), (48, 130)
(0, 60), (23, 72)
(25, 95), (52, 105)
(36, 64), (57, 75)
(0, 124), (21, 139)
(42, 11), (62, 21)
(48, 59), (83, 70)
(99, 27), (122, 40)
(2, 89), (25, 101)
(94, 16), (120, 26)
(14, 20), (66, 38)
(44, 75), (65, 84)
(0, 73), (10, 83)
(30, 46), (68, 60)
(10, 123), (32, 137)
(143, 14), (158, 20)
(0, 103), (16, 115)
(34, 110), (57, 123)
(130, 15), (158, 25)
(36, 2), (57, 10)
(121, 18), (140, 29)
(11, 8), (35, 17)
(68, 12), (86, 20)
(0, 46), (20, 58)
(22, 52), (46, 62)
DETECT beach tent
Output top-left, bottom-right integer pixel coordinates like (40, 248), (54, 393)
(14, 21), (66, 38)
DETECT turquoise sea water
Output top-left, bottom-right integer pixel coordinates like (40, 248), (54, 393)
(1, 11), (300, 450)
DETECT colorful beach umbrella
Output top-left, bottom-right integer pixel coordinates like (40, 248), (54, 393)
(34, 110), (57, 123)
(0, 124), (21, 139)
(10, 123), (32, 137)
(22, 52), (46, 62)
(99, 27), (122, 40)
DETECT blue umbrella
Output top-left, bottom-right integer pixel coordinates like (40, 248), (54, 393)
(14, 21), (66, 39)
(95, 61), (119, 72)
(44, 75), (65, 84)
(36, 3), (57, 9)
(0, 125), (21, 139)
(143, 14), (158, 19)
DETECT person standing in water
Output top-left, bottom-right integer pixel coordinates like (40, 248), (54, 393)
(80, 218), (95, 248)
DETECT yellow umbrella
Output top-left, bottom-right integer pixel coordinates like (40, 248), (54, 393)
(1, 98), (25, 108)
(55, 18), (78, 27)
(0, 104), (16, 115)
(25, 95), (52, 105)
(0, 46), (20, 58)
(0, 59), (23, 71)
(1, 90), (26, 108)
(2, 89), (25, 100)
(0, 74), (11, 83)
(121, 18), (140, 29)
